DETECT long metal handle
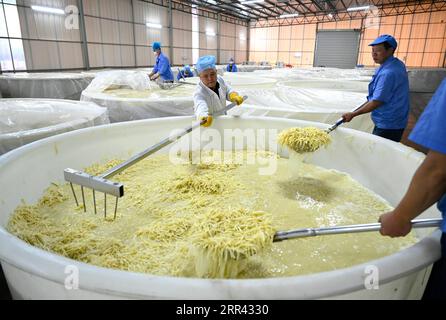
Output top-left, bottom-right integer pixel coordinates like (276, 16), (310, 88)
(326, 101), (367, 133)
(101, 96), (247, 179)
(273, 218), (442, 242)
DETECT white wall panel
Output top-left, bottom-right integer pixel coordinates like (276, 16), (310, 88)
(100, 19), (120, 44)
(235, 50), (246, 63)
(82, 0), (100, 16)
(98, 0), (118, 19)
(221, 22), (235, 37)
(26, 40), (60, 69)
(59, 42), (83, 68)
(221, 36), (235, 50)
(119, 22), (134, 45)
(133, 1), (168, 25)
(136, 46), (153, 66)
(102, 44), (121, 66)
(88, 43), (104, 67)
(84, 17), (101, 42)
(173, 48), (192, 66)
(199, 17), (217, 33)
(199, 33), (217, 50)
(120, 45), (135, 66)
(117, 0), (133, 22)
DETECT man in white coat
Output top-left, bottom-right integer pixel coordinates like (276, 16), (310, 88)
(193, 55), (244, 127)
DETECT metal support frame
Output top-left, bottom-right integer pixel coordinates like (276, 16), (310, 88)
(246, 25), (250, 62)
(131, 0), (138, 67)
(77, 0), (90, 70)
(168, 0), (174, 62)
(2, 3), (16, 72)
(250, 1), (446, 27)
(217, 13), (221, 64)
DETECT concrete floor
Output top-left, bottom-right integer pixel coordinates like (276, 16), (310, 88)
(0, 92), (434, 300)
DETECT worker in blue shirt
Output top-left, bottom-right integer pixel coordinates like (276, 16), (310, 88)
(226, 58), (238, 72)
(342, 34), (409, 142)
(177, 65), (194, 81)
(149, 41), (174, 82)
(379, 78), (446, 299)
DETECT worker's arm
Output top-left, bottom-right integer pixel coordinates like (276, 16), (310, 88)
(149, 62), (159, 80)
(150, 73), (160, 81)
(342, 100), (382, 122)
(379, 150), (446, 237)
(193, 91), (210, 120)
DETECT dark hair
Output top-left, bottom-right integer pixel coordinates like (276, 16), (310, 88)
(382, 41), (394, 50)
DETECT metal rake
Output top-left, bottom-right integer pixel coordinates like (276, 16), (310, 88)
(64, 96), (248, 219)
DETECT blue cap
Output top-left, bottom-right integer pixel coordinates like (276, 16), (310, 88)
(185, 65), (191, 70)
(369, 34), (397, 49)
(196, 55), (216, 73)
(152, 42), (161, 51)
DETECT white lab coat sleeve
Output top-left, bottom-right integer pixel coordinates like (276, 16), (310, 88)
(193, 89), (209, 120)
(221, 79), (234, 101)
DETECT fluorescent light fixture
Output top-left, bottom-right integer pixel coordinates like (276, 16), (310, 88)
(146, 22), (162, 29)
(347, 5), (370, 12)
(328, 13), (333, 18)
(280, 13), (299, 18)
(240, 0), (265, 5)
(205, 0), (217, 4)
(31, 5), (65, 15)
(206, 29), (216, 36)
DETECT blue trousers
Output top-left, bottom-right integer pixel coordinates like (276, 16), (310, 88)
(422, 233), (446, 300)
(372, 126), (405, 143)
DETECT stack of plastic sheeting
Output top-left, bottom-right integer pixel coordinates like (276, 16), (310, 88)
(0, 73), (94, 100)
(0, 99), (109, 155)
(231, 83), (373, 132)
(81, 70), (196, 122)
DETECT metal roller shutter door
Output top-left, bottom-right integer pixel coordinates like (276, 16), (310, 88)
(314, 30), (360, 69)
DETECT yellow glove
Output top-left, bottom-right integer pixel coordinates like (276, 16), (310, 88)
(200, 115), (213, 127)
(229, 92), (244, 105)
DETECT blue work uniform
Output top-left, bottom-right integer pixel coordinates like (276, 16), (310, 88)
(153, 52), (174, 81)
(409, 78), (446, 233)
(177, 69), (193, 81)
(226, 64), (238, 72)
(409, 78), (446, 300)
(368, 56), (409, 130)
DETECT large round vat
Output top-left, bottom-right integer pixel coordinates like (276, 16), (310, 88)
(0, 73), (94, 100)
(0, 99), (109, 155)
(0, 116), (441, 299)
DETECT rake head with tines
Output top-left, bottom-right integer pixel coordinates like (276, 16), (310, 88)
(64, 95), (248, 219)
(64, 168), (124, 220)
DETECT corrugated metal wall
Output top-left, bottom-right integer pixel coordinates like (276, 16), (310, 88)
(84, 0), (137, 68)
(199, 16), (217, 58)
(17, 0), (82, 70)
(0, 0), (247, 71)
(314, 30), (360, 68)
(249, 24), (316, 66)
(249, 9), (446, 68)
